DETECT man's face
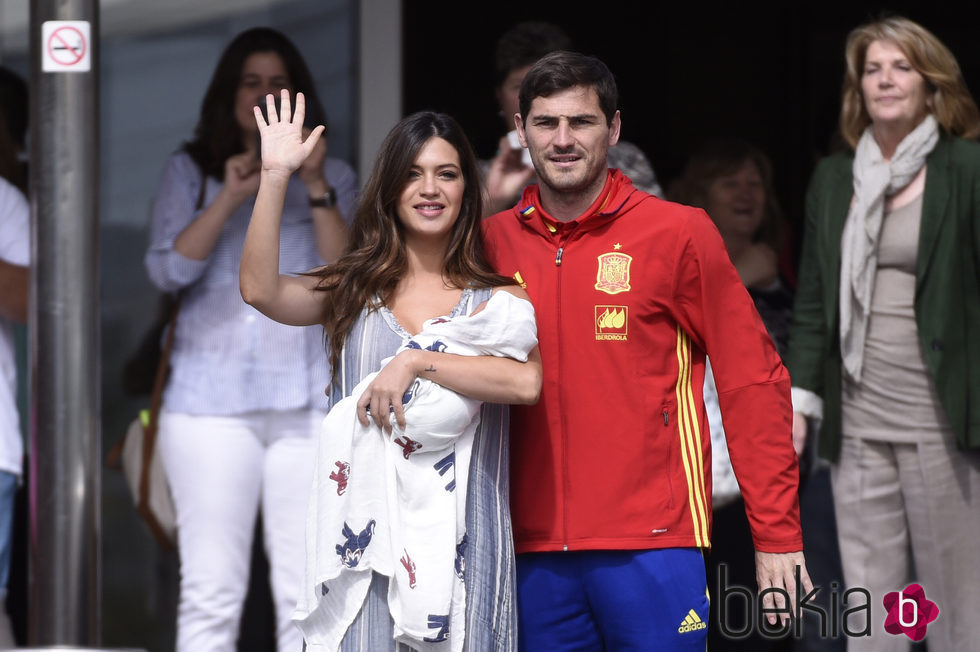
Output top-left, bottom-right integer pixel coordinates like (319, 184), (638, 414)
(515, 85), (620, 197)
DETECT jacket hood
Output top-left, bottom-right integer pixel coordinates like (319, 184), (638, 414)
(511, 169), (652, 238)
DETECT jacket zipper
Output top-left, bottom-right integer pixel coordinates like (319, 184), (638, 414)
(663, 405), (675, 506)
(556, 227), (570, 550)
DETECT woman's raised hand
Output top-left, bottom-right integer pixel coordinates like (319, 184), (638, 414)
(253, 89), (325, 179)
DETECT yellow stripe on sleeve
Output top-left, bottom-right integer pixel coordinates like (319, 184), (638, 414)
(674, 326), (710, 547)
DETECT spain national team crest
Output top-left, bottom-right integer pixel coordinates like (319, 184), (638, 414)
(595, 305), (628, 341)
(595, 252), (632, 295)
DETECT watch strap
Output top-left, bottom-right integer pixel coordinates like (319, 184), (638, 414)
(309, 186), (337, 208)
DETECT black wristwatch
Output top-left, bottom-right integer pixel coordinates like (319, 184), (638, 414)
(309, 186), (337, 208)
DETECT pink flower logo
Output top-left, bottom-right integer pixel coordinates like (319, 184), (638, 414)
(882, 583), (939, 641)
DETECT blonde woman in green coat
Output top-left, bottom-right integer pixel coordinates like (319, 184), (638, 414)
(786, 15), (980, 652)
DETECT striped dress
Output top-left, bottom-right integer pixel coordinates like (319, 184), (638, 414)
(325, 287), (518, 652)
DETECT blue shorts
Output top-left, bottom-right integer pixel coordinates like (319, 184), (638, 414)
(517, 548), (708, 651)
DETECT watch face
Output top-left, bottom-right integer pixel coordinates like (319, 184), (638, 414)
(310, 187), (337, 208)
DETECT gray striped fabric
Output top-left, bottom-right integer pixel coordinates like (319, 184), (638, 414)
(330, 287), (517, 652)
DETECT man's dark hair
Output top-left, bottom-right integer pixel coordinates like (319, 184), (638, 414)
(494, 21), (572, 87)
(518, 50), (618, 126)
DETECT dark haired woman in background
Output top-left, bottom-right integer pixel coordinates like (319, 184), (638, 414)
(145, 27), (356, 650)
(670, 138), (797, 649)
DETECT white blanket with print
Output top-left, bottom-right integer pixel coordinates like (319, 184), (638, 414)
(294, 290), (537, 652)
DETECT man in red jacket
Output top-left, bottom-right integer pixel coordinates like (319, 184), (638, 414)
(483, 51), (811, 651)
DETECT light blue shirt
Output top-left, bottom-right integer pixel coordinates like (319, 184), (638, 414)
(145, 150), (357, 415)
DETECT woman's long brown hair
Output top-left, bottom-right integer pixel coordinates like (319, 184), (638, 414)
(311, 111), (511, 373)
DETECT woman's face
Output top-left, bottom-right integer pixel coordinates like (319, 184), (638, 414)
(861, 39), (931, 137)
(397, 137), (465, 245)
(704, 160), (766, 242)
(235, 51), (292, 138)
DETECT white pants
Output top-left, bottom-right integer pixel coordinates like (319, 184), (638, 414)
(159, 408), (323, 652)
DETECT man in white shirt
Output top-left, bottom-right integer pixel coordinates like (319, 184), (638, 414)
(0, 175), (29, 647)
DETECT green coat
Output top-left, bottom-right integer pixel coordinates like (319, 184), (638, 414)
(785, 135), (980, 461)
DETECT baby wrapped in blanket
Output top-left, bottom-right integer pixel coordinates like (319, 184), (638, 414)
(295, 290), (537, 652)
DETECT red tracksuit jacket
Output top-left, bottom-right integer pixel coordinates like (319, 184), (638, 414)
(483, 170), (802, 554)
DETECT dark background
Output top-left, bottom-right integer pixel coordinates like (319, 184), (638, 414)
(402, 2), (980, 272)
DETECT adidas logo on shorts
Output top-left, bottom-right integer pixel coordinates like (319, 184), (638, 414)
(677, 608), (707, 633)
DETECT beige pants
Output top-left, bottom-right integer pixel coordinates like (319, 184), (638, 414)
(0, 600), (14, 649)
(832, 434), (980, 652)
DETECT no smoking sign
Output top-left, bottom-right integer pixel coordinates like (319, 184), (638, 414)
(42, 21), (91, 72)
